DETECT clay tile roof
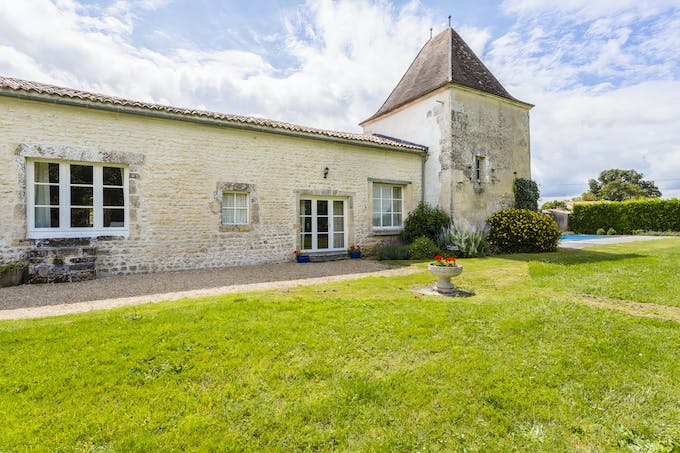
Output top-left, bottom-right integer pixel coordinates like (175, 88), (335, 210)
(0, 76), (427, 153)
(363, 28), (529, 124)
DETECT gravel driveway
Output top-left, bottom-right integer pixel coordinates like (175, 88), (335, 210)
(0, 259), (399, 311)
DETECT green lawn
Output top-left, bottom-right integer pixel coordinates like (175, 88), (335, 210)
(1, 239), (680, 451)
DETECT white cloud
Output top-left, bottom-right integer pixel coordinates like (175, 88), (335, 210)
(485, 3), (680, 199)
(0, 0), (443, 130)
(0, 0), (678, 199)
(502, 0), (679, 21)
(528, 81), (680, 198)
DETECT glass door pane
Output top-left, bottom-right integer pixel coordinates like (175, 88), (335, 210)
(299, 198), (345, 251)
(300, 199), (313, 251)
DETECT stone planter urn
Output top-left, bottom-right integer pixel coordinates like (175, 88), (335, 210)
(428, 264), (463, 294)
(0, 267), (25, 287)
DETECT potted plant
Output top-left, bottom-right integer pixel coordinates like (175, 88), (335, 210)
(0, 261), (26, 287)
(293, 250), (310, 263)
(428, 255), (462, 294)
(348, 244), (361, 259)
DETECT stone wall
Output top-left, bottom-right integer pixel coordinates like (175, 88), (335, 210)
(25, 238), (97, 283)
(544, 209), (569, 232)
(447, 87), (532, 226)
(362, 88), (450, 210)
(362, 85), (531, 227)
(0, 96), (423, 277)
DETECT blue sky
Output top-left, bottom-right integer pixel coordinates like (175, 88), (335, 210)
(1, 0), (679, 199)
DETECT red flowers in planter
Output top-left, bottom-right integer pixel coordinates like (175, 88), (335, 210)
(432, 255), (458, 267)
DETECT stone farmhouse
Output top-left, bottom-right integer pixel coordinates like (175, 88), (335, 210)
(0, 28), (532, 282)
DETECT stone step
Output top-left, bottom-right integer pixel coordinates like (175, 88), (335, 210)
(308, 252), (349, 262)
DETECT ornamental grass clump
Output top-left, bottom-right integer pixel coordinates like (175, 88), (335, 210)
(437, 221), (490, 258)
(487, 208), (561, 253)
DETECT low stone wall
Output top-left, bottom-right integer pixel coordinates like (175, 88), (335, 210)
(26, 238), (97, 283)
(544, 209), (569, 232)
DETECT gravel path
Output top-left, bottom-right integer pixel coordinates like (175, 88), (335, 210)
(0, 260), (402, 313)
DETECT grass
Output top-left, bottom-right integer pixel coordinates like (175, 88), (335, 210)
(1, 239), (680, 451)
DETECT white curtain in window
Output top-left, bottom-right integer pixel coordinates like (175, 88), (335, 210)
(222, 193), (248, 225)
(35, 163), (52, 228)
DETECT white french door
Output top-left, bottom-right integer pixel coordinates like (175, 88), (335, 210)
(300, 197), (346, 252)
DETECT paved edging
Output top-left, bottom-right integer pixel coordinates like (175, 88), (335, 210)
(558, 235), (670, 249)
(0, 266), (422, 321)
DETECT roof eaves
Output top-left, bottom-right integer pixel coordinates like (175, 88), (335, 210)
(0, 76), (426, 154)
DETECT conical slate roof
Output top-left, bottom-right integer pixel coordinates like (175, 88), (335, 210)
(363, 28), (526, 123)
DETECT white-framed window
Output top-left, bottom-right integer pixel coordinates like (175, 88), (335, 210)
(26, 159), (129, 238)
(372, 183), (403, 229)
(221, 192), (249, 225)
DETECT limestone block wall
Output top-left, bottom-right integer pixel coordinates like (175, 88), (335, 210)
(362, 85), (531, 227)
(448, 87), (531, 226)
(0, 97), (422, 276)
(362, 88), (450, 209)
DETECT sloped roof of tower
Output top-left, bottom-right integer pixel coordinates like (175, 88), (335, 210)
(362, 27), (531, 124)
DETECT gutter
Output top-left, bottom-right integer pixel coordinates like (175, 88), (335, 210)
(0, 90), (428, 157)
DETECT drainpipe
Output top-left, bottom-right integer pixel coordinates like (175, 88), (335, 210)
(421, 149), (428, 204)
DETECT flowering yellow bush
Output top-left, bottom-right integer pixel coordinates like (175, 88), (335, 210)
(487, 209), (561, 253)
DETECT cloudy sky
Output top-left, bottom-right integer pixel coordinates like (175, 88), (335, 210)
(1, 0), (679, 199)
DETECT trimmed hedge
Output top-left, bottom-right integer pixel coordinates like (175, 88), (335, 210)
(569, 199), (680, 234)
(488, 209), (561, 253)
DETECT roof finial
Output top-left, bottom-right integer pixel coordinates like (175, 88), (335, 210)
(448, 15), (452, 28)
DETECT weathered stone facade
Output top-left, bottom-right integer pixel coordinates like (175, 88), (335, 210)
(362, 85), (531, 225)
(361, 27), (532, 226)
(0, 96), (423, 278)
(0, 26), (533, 281)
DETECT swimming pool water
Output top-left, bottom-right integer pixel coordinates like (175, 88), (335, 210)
(560, 234), (607, 241)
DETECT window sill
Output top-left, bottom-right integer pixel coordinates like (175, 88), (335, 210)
(219, 224), (253, 232)
(27, 230), (129, 239)
(371, 229), (403, 236)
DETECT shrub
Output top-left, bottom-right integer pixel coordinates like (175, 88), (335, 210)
(402, 202), (451, 243)
(607, 227), (617, 235)
(541, 200), (568, 210)
(569, 199), (680, 234)
(0, 261), (24, 273)
(513, 178), (540, 211)
(596, 228), (606, 235)
(632, 230), (680, 237)
(437, 221), (490, 258)
(408, 236), (441, 260)
(487, 209), (562, 253)
(376, 243), (410, 260)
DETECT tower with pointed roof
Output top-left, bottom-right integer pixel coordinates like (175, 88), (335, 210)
(361, 27), (533, 225)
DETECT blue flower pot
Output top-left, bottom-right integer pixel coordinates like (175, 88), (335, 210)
(296, 255), (310, 263)
(349, 251), (361, 259)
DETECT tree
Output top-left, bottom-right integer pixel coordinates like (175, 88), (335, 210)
(583, 169), (661, 201)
